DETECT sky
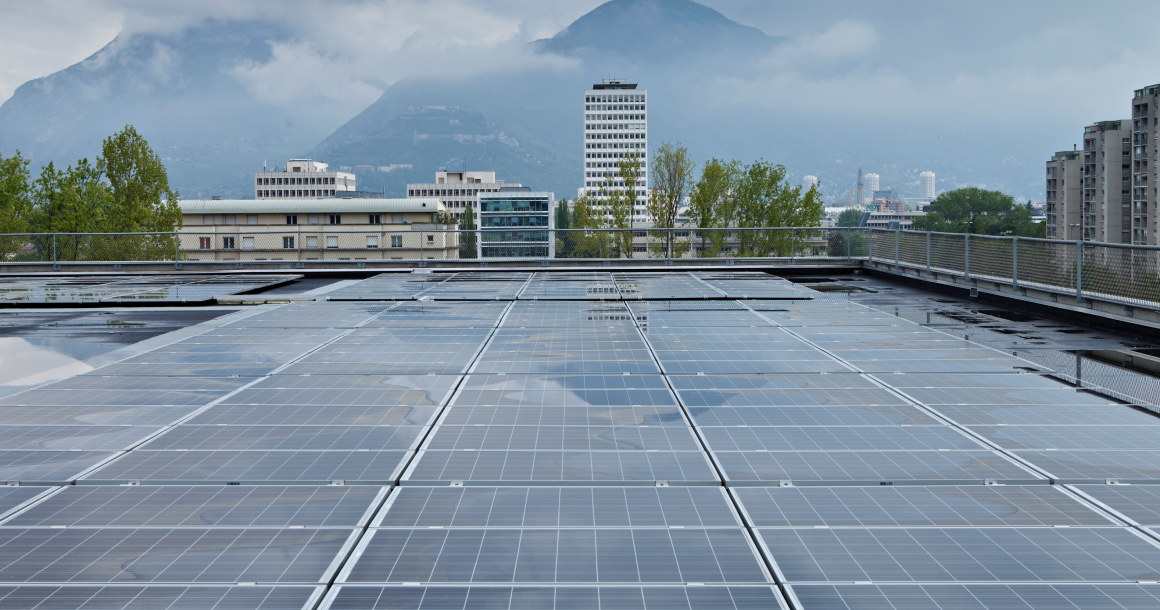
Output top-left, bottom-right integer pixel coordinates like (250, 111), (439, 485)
(4, 0), (1160, 200)
(6, 0), (1159, 126)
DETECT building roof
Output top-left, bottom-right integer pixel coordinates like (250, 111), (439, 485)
(180, 198), (444, 214)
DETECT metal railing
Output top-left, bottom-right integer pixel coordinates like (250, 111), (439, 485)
(6, 227), (1160, 309)
(869, 228), (1160, 309)
(0, 227), (866, 265)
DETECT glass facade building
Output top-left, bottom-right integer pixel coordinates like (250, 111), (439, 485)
(478, 190), (555, 259)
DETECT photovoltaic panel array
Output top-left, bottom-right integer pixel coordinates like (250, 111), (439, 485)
(2, 269), (1159, 609)
(0, 274), (300, 304)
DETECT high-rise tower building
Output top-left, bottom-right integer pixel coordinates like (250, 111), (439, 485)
(803, 175), (818, 190)
(582, 79), (648, 217)
(919, 171), (936, 202)
(863, 173), (880, 204)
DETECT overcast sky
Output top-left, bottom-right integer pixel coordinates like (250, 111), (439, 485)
(4, 1), (1159, 143)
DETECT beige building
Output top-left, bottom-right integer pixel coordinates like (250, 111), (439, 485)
(255, 159), (355, 200)
(178, 198), (458, 261)
(406, 171), (520, 219)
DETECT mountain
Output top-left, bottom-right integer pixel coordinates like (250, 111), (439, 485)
(0, 20), (347, 199)
(533, 0), (779, 59)
(312, 0), (787, 198)
(0, 0), (1049, 205)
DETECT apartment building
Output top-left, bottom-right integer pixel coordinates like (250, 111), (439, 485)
(178, 198), (456, 261)
(1045, 150), (1082, 239)
(582, 79), (648, 218)
(1133, 86), (1160, 245)
(255, 159), (355, 200)
(406, 171), (521, 219)
(1081, 120), (1131, 243)
(477, 188), (555, 259)
(862, 173), (880, 205)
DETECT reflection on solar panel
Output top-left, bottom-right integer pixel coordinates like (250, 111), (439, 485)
(3, 269), (1159, 609)
(0, 274), (299, 304)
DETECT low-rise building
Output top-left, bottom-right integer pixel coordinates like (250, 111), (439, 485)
(255, 160), (355, 200)
(178, 198), (457, 261)
(407, 171), (520, 219)
(865, 210), (926, 230)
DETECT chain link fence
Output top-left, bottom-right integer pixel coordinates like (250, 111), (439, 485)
(869, 229), (1160, 309)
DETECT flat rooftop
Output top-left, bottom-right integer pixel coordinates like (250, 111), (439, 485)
(1, 271), (1160, 609)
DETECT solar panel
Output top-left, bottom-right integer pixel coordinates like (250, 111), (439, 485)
(7, 270), (1160, 602)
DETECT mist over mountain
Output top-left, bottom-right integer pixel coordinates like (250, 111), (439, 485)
(0, 0), (1055, 204)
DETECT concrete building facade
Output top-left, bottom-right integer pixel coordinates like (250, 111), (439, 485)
(1133, 85), (1160, 245)
(178, 198), (457, 261)
(582, 79), (648, 218)
(1046, 150), (1082, 239)
(1081, 120), (1132, 243)
(406, 171), (521, 219)
(255, 160), (355, 200)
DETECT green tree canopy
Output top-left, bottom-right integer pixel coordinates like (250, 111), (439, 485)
(98, 125), (181, 233)
(912, 187), (1039, 236)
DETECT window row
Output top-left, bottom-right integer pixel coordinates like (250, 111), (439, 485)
(257, 176), (337, 185)
(197, 235), (421, 250)
(257, 189), (335, 198)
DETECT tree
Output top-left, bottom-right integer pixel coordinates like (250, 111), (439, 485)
(597, 153), (641, 257)
(0, 150), (34, 259)
(647, 142), (695, 257)
(99, 126), (181, 234)
(732, 160), (823, 256)
(31, 160), (112, 261)
(554, 198), (572, 257)
(568, 193), (608, 258)
(687, 158), (739, 257)
(911, 187), (1039, 236)
(459, 203), (477, 259)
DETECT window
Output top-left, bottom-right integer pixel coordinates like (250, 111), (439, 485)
(203, 215), (215, 225)
(283, 236), (294, 249)
(326, 236), (339, 248)
(391, 235), (403, 248)
(247, 215), (258, 225)
(224, 215), (236, 225)
(306, 236), (318, 248)
(366, 236), (378, 248)
(222, 237), (236, 249)
(308, 214), (319, 224)
(369, 214), (381, 224)
(427, 234), (434, 243)
(330, 214), (341, 225)
(286, 215), (298, 225)
(242, 237), (255, 250)
(199, 237), (211, 249)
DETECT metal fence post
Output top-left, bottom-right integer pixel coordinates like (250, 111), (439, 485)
(420, 229), (424, 262)
(964, 233), (970, 281)
(1076, 240), (1083, 302)
(868, 229), (873, 263)
(925, 232), (931, 276)
(173, 231), (179, 263)
(1012, 236), (1019, 290)
(894, 228), (900, 270)
(52, 234), (57, 265)
(846, 228), (851, 261)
